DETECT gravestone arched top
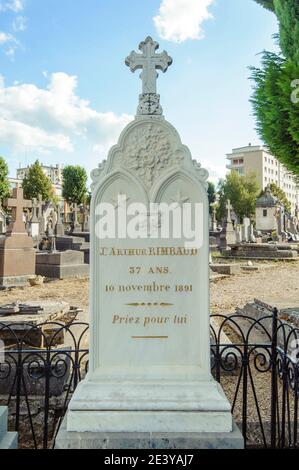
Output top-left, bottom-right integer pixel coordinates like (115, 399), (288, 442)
(91, 118), (209, 195)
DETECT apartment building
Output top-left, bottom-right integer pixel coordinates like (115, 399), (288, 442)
(226, 144), (299, 214)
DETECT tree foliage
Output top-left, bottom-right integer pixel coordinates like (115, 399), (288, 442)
(268, 182), (292, 213)
(251, 0), (299, 175)
(0, 156), (10, 203)
(255, 0), (275, 12)
(22, 161), (54, 202)
(62, 165), (88, 205)
(217, 171), (260, 222)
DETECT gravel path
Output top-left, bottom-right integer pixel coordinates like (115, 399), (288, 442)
(210, 262), (299, 314)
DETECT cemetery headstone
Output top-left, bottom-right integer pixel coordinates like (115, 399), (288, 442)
(242, 218), (251, 243)
(0, 187), (36, 287)
(56, 37), (241, 450)
(55, 207), (65, 237)
(220, 200), (236, 250)
(211, 206), (217, 232)
(72, 203), (82, 233)
(29, 198), (40, 240)
(236, 227), (242, 244)
(37, 195), (46, 240)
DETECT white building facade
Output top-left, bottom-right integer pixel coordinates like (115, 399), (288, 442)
(9, 163), (64, 199)
(226, 145), (299, 215)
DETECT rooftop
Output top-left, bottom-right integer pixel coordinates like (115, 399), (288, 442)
(256, 187), (279, 208)
(227, 144), (271, 157)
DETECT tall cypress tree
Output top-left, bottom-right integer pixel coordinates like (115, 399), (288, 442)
(250, 0), (299, 175)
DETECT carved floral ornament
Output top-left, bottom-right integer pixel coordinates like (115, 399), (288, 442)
(91, 122), (209, 192)
(118, 123), (184, 189)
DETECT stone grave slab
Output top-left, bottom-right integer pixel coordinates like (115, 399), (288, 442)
(210, 264), (241, 276)
(36, 250), (89, 279)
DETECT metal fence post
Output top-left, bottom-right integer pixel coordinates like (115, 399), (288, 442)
(270, 307), (278, 449)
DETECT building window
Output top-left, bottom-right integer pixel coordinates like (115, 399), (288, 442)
(263, 210), (268, 217)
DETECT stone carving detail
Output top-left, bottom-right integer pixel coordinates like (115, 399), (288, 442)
(91, 160), (107, 191)
(137, 94), (163, 116)
(125, 37), (172, 117)
(193, 160), (209, 187)
(119, 123), (183, 189)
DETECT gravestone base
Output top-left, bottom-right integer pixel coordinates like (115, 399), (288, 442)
(0, 236), (36, 288)
(0, 274), (34, 288)
(210, 264), (240, 276)
(55, 417), (243, 449)
(36, 250), (89, 279)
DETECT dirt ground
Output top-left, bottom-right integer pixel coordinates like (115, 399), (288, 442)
(1, 261), (298, 448)
(0, 261), (298, 316)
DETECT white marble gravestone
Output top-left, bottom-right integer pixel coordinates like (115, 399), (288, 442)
(65, 37), (234, 442)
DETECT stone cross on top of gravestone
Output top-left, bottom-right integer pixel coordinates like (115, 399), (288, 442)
(125, 36), (173, 117)
(5, 187), (32, 235)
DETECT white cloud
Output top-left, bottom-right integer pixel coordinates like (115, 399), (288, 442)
(0, 31), (18, 57)
(0, 0), (24, 13)
(154, 0), (215, 43)
(0, 72), (133, 156)
(0, 31), (15, 44)
(0, 0), (25, 58)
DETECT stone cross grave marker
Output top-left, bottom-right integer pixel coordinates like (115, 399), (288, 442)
(5, 187), (32, 235)
(126, 36), (173, 116)
(126, 36), (172, 94)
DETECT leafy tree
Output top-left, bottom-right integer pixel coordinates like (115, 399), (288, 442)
(250, 0), (299, 175)
(62, 165), (88, 205)
(217, 171), (260, 222)
(0, 156), (10, 203)
(22, 160), (54, 202)
(268, 182), (292, 213)
(207, 181), (216, 214)
(255, 1), (275, 12)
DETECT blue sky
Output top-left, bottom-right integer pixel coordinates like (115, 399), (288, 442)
(0, 0), (278, 184)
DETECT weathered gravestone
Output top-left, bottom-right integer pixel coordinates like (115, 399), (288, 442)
(220, 200), (236, 251)
(56, 37), (242, 449)
(241, 218), (251, 243)
(0, 187), (36, 287)
(29, 198), (39, 241)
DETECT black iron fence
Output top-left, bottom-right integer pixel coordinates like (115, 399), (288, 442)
(0, 309), (298, 449)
